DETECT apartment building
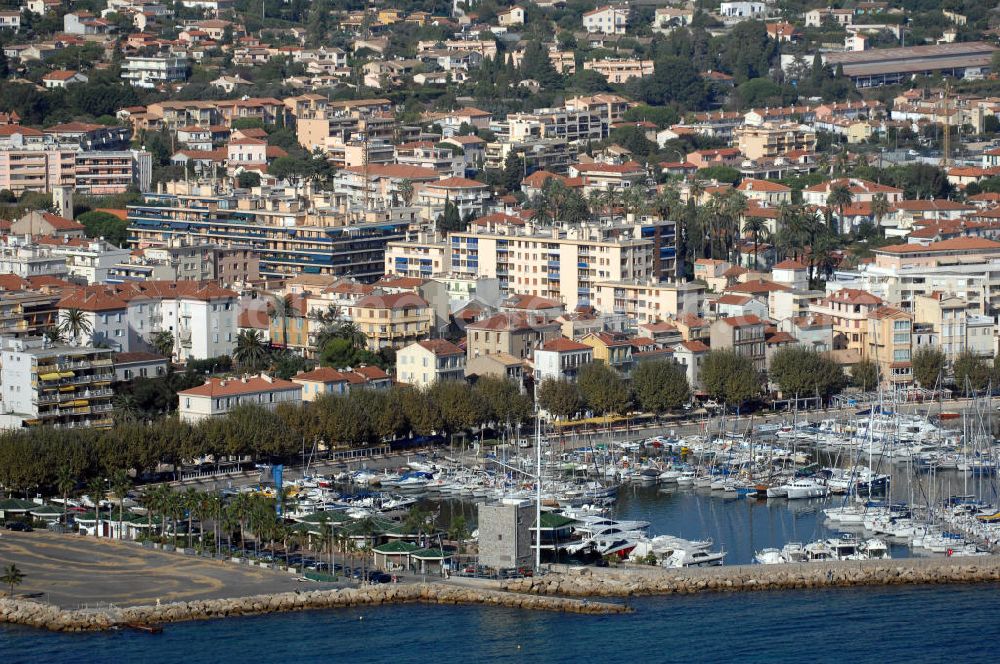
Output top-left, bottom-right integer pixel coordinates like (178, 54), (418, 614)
(0, 235), (69, 279)
(583, 5), (628, 34)
(415, 177), (492, 220)
(583, 59), (654, 84)
(396, 338), (466, 387)
(292, 365), (390, 400)
(913, 293), (994, 362)
(0, 288), (59, 337)
(465, 312), (561, 360)
(867, 306), (913, 385)
(567, 161), (647, 196)
(446, 219), (677, 309)
(0, 338), (115, 430)
(709, 314), (767, 372)
(37, 237), (132, 284)
(121, 56), (190, 88)
(592, 279), (704, 324)
(57, 280), (238, 361)
(501, 108), (606, 144)
(872, 238), (1000, 271)
(348, 291), (433, 351)
(177, 374), (302, 423)
(808, 288), (883, 354)
(0, 148), (151, 194)
(534, 337), (594, 383)
(801, 178), (904, 207)
(484, 139), (573, 174)
(384, 232), (451, 278)
(128, 182), (408, 281)
(332, 164), (440, 210)
(734, 123), (817, 160)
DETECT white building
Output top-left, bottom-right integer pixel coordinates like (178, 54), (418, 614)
(39, 237), (132, 284)
(583, 5), (628, 34)
(396, 339), (466, 388)
(57, 280), (238, 360)
(718, 2), (766, 18)
(121, 56), (190, 88)
(0, 235), (69, 279)
(0, 338), (115, 430)
(533, 337), (593, 383)
(177, 374), (302, 423)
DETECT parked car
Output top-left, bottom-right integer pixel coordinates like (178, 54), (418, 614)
(5, 521), (32, 532)
(368, 571), (392, 584)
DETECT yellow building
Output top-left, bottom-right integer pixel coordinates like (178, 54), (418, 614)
(580, 331), (635, 374)
(735, 122), (817, 160)
(866, 306), (912, 385)
(348, 291), (432, 351)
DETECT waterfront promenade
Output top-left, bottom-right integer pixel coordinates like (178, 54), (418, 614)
(0, 531), (314, 608)
(3, 528), (1000, 632)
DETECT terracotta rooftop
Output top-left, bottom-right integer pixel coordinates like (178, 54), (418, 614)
(179, 375), (300, 398)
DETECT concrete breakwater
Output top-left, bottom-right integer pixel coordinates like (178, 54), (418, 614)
(503, 556), (1000, 597)
(0, 583), (628, 632)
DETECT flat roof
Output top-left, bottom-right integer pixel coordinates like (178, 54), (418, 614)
(824, 42), (996, 78)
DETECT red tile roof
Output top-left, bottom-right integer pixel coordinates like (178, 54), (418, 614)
(719, 314), (764, 327)
(179, 375), (301, 398)
(542, 338), (591, 352)
(416, 338), (464, 356)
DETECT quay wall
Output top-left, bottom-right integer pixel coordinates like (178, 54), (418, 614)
(503, 555), (1000, 596)
(0, 583), (627, 633)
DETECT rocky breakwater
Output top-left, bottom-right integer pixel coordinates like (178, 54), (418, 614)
(501, 556), (1000, 597)
(0, 583), (628, 632)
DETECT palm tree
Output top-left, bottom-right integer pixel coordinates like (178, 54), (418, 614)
(269, 294), (297, 349)
(55, 464), (75, 527)
(398, 179), (415, 206)
(1, 563), (24, 597)
(826, 183), (853, 235)
(151, 330), (175, 358)
(233, 329), (269, 371)
(743, 215), (769, 270)
(85, 476), (106, 538)
(58, 309), (92, 345)
(870, 192), (891, 236)
(109, 469), (132, 540)
(318, 515), (336, 575)
(183, 487), (200, 549)
(112, 393), (139, 424)
(337, 321), (367, 350)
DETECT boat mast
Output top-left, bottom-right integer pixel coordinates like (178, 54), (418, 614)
(535, 388), (542, 571)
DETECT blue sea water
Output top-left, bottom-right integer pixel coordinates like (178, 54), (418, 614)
(3, 584), (1000, 664)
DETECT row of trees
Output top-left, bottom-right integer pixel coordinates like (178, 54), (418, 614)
(538, 360), (690, 420)
(0, 376), (531, 497)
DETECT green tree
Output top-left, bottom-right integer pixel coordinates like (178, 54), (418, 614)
(77, 211), (129, 247)
(769, 347), (847, 400)
(631, 360), (690, 413)
(1, 563), (24, 597)
(537, 378), (583, 420)
(233, 329), (269, 371)
(827, 183), (853, 235)
(151, 330), (174, 358)
(237, 171), (261, 188)
(85, 476), (106, 538)
(633, 55), (709, 109)
(437, 200), (465, 233)
(912, 347), (946, 389)
(701, 349), (759, 405)
(952, 351), (991, 395)
(577, 362), (630, 416)
(55, 464), (76, 526)
(59, 308), (92, 344)
(109, 469), (132, 540)
(851, 359), (880, 392)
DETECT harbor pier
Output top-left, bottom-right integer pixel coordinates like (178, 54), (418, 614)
(503, 555), (1000, 596)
